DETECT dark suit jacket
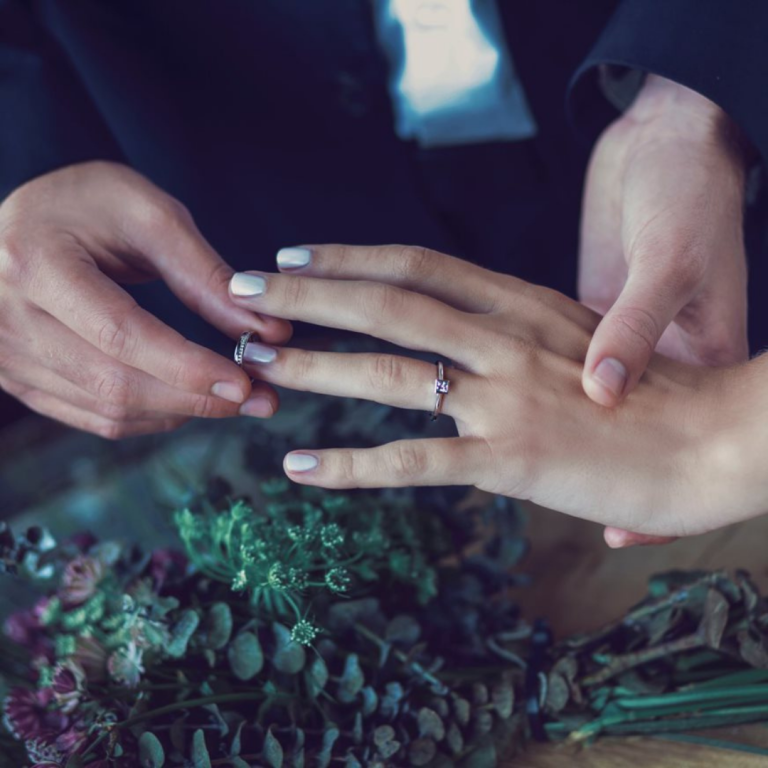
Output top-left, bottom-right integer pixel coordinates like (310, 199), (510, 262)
(2, 0), (767, 347)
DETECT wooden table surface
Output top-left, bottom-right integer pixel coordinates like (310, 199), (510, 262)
(504, 503), (768, 767)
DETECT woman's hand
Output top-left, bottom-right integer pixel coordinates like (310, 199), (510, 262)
(229, 244), (752, 539)
(0, 162), (290, 438)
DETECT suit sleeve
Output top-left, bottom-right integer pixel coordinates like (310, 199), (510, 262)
(568, 0), (768, 162)
(0, 0), (122, 201)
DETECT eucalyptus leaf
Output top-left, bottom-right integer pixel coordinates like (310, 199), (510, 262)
(373, 724), (395, 745)
(264, 726), (284, 768)
(316, 726), (340, 768)
(352, 712), (363, 745)
(700, 589), (729, 649)
(205, 602), (234, 650)
(379, 681), (404, 719)
(453, 697), (471, 727)
(408, 738), (436, 766)
(272, 623), (306, 674)
(417, 707), (445, 741)
(446, 722), (464, 755)
(545, 672), (569, 713)
(167, 609), (200, 658)
(473, 710), (493, 739)
(460, 740), (497, 768)
(361, 685), (379, 717)
(230, 720), (246, 756)
(192, 729), (212, 768)
(229, 631), (264, 680)
(338, 653), (364, 703)
(230, 759), (251, 768)
(306, 655), (329, 698)
(139, 732), (166, 768)
(492, 678), (515, 719)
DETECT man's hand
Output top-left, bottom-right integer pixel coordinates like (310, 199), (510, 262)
(580, 74), (750, 408)
(0, 161), (291, 437)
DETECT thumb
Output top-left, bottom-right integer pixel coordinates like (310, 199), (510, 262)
(583, 270), (688, 407)
(133, 204), (293, 345)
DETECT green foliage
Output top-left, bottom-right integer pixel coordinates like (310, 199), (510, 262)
(174, 482), (452, 637)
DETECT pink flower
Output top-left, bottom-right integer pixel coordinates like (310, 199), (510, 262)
(60, 557), (104, 606)
(51, 661), (86, 714)
(54, 726), (88, 755)
(3, 687), (67, 742)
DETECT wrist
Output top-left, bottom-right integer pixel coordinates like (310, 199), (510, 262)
(624, 75), (753, 173)
(698, 361), (768, 529)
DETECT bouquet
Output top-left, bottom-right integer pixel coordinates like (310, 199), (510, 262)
(0, 481), (528, 767)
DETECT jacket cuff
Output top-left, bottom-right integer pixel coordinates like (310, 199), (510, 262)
(567, 0), (768, 163)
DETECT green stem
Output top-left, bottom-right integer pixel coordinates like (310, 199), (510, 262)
(115, 692), (270, 729)
(616, 684), (768, 711)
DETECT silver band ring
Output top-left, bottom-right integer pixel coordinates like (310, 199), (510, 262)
(234, 331), (256, 367)
(432, 360), (450, 421)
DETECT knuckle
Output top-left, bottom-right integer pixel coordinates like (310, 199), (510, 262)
(94, 369), (134, 412)
(97, 305), (140, 360)
(337, 450), (357, 485)
(191, 395), (221, 419)
(388, 441), (429, 481)
(204, 260), (234, 296)
(141, 194), (192, 233)
(610, 307), (659, 356)
(0, 376), (30, 399)
(95, 419), (129, 441)
(294, 349), (319, 380)
(696, 327), (747, 366)
(368, 354), (406, 391)
(0, 240), (29, 287)
(165, 345), (195, 389)
(392, 245), (438, 283)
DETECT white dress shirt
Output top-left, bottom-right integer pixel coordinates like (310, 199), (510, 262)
(373, 0), (537, 147)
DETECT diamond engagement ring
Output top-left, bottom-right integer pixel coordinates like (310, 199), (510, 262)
(432, 360), (450, 421)
(234, 331), (256, 367)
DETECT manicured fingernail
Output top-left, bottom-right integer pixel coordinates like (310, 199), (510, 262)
(244, 341), (277, 364)
(285, 453), (318, 472)
(239, 396), (274, 418)
(230, 273), (266, 297)
(211, 381), (247, 404)
(277, 247), (312, 269)
(592, 357), (627, 398)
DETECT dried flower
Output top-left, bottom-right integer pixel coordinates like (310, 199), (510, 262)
(60, 557), (104, 607)
(3, 687), (66, 742)
(107, 642), (145, 688)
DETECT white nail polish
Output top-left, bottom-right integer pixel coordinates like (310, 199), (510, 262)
(285, 453), (318, 472)
(231, 273), (266, 297)
(243, 342), (277, 364)
(277, 247), (312, 269)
